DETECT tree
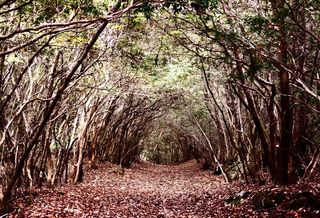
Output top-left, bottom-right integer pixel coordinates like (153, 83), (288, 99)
(0, 0), (150, 212)
(154, 0), (320, 184)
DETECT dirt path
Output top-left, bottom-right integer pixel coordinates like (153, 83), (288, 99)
(10, 160), (319, 217)
(10, 160), (230, 217)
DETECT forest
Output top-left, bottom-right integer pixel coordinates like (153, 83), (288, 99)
(0, 0), (319, 216)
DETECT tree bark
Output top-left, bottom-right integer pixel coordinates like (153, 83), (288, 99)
(302, 148), (320, 180)
(275, 0), (293, 185)
(0, 21), (108, 213)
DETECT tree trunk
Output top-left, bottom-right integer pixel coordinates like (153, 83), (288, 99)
(275, 0), (292, 185)
(302, 148), (320, 180)
(0, 21), (108, 213)
(46, 132), (55, 187)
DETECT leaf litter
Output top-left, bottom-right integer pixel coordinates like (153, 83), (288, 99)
(8, 160), (320, 217)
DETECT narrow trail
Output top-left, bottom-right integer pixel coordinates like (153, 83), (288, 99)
(10, 160), (231, 217)
(8, 160), (320, 217)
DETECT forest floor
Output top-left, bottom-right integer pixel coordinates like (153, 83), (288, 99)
(8, 160), (320, 217)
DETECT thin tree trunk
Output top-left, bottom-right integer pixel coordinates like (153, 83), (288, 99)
(302, 148), (320, 180)
(190, 110), (229, 183)
(275, 0), (292, 185)
(0, 21), (108, 213)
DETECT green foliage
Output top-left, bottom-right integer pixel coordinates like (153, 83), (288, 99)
(246, 61), (263, 82)
(161, 0), (219, 14)
(126, 14), (146, 30)
(54, 32), (89, 46)
(197, 0), (219, 8)
(271, 7), (290, 23)
(245, 15), (268, 34)
(134, 2), (155, 19)
(16, 0), (106, 25)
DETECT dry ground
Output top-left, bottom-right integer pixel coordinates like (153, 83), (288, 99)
(9, 160), (229, 217)
(7, 160), (320, 217)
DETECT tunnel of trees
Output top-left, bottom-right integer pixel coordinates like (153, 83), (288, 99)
(0, 0), (319, 213)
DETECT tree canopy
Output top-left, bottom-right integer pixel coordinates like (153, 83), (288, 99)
(0, 0), (319, 214)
